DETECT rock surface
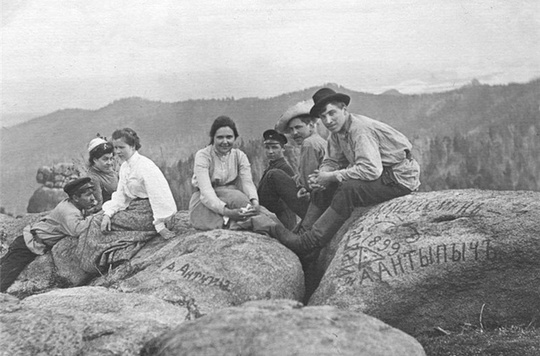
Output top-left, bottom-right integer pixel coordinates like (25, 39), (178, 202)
(2, 211), (304, 311)
(141, 299), (426, 356)
(309, 189), (540, 336)
(91, 227), (305, 316)
(1, 287), (189, 356)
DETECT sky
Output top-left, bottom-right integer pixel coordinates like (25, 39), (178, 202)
(1, 0), (539, 119)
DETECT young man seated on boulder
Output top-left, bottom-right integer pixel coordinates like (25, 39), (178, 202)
(270, 88), (421, 258)
(274, 100), (327, 231)
(257, 129), (297, 229)
(0, 177), (96, 293)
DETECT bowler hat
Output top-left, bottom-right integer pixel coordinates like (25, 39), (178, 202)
(309, 88), (350, 117)
(64, 177), (93, 197)
(263, 129), (287, 146)
(275, 100), (315, 133)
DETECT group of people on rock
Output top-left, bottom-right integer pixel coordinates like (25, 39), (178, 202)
(0, 87), (420, 293)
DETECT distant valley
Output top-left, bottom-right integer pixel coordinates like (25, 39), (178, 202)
(1, 79), (538, 215)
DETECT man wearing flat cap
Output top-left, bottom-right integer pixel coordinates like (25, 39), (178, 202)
(257, 129), (297, 228)
(0, 177), (97, 292)
(270, 88), (421, 258)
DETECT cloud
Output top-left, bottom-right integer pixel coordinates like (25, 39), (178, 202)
(2, 0), (539, 113)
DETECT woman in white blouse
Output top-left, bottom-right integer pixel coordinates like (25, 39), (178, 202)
(100, 128), (177, 239)
(189, 116), (261, 230)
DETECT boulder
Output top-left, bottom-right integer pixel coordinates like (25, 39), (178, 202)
(141, 299), (426, 356)
(27, 162), (82, 213)
(26, 186), (67, 213)
(3, 209), (304, 311)
(0, 294), (85, 356)
(1, 287), (189, 356)
(309, 189), (540, 336)
(92, 228), (305, 316)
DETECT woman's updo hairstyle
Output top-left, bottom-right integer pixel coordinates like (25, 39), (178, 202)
(112, 128), (141, 150)
(209, 116), (239, 145)
(87, 136), (114, 166)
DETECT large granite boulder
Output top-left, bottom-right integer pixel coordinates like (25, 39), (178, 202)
(92, 227), (305, 316)
(3, 211), (304, 309)
(1, 287), (189, 356)
(141, 299), (426, 356)
(309, 189), (540, 336)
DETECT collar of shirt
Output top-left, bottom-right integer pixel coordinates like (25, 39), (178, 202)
(335, 114), (353, 139)
(212, 146), (232, 160)
(126, 151), (141, 168)
(269, 157), (286, 167)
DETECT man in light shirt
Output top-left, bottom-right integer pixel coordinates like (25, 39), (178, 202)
(273, 101), (327, 230)
(271, 88), (421, 258)
(0, 177), (96, 292)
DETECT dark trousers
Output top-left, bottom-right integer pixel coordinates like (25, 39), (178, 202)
(258, 169), (309, 219)
(311, 166), (412, 219)
(0, 235), (38, 292)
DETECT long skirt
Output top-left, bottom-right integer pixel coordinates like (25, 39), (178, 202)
(189, 186), (279, 231)
(76, 199), (157, 274)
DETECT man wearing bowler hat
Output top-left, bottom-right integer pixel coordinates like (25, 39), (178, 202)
(0, 177), (97, 292)
(257, 129), (297, 229)
(270, 88), (421, 258)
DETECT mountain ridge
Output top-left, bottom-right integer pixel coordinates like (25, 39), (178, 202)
(1, 79), (538, 215)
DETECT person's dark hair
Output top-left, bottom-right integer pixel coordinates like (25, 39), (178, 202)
(112, 128), (141, 150)
(209, 116), (239, 145)
(319, 101), (347, 115)
(88, 143), (114, 166)
(293, 114), (316, 126)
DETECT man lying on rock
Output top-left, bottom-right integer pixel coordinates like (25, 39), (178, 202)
(0, 177), (96, 293)
(269, 88), (421, 258)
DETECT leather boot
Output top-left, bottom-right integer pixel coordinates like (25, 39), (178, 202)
(297, 202), (325, 232)
(272, 208), (347, 256)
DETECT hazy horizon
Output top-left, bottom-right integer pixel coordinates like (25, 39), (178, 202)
(2, 0), (539, 123)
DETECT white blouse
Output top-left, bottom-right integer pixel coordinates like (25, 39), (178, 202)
(102, 151), (177, 230)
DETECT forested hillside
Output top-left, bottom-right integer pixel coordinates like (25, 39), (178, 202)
(1, 79), (538, 214)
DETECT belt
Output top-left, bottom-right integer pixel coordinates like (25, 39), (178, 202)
(405, 149), (413, 160)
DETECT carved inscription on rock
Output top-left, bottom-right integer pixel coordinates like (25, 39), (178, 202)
(163, 262), (232, 291)
(337, 199), (494, 286)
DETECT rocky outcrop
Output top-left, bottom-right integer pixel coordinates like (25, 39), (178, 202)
(27, 163), (82, 213)
(2, 211), (305, 308)
(90, 227), (305, 316)
(1, 287), (189, 356)
(3, 189), (540, 354)
(309, 190), (540, 336)
(141, 299), (426, 356)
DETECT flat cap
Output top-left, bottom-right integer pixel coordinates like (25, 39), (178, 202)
(64, 177), (94, 197)
(263, 129), (287, 146)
